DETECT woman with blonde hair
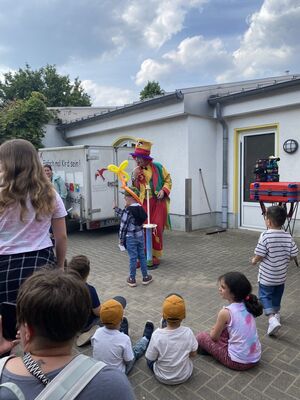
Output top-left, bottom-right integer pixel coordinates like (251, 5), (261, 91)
(0, 139), (67, 303)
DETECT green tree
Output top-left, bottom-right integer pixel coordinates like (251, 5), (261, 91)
(0, 92), (53, 148)
(0, 64), (91, 107)
(140, 81), (164, 100)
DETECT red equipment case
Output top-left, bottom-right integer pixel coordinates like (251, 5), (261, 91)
(250, 182), (300, 203)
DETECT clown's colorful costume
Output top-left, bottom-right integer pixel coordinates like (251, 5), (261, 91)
(131, 139), (172, 264)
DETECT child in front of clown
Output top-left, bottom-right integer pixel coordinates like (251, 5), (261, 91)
(113, 187), (153, 287)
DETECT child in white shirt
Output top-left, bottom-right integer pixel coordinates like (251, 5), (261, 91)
(145, 294), (198, 385)
(92, 299), (154, 374)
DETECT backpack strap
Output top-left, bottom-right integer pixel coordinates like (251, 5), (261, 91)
(0, 382), (26, 400)
(35, 354), (106, 400)
(0, 355), (26, 400)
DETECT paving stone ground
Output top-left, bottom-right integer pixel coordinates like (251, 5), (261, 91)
(68, 227), (300, 400)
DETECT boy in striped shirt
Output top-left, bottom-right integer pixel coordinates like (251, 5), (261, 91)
(252, 206), (298, 336)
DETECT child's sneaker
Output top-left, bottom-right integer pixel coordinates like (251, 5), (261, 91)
(267, 316), (281, 336)
(143, 320), (154, 341)
(113, 295), (127, 309)
(120, 316), (129, 336)
(142, 274), (153, 285)
(76, 325), (99, 347)
(127, 277), (137, 287)
(275, 313), (281, 323)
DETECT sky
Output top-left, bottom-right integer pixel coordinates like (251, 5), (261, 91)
(0, 0), (299, 106)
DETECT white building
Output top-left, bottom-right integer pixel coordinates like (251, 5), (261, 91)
(44, 75), (300, 236)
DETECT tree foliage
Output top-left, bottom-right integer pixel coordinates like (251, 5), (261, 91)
(0, 92), (53, 148)
(140, 81), (164, 100)
(0, 64), (91, 107)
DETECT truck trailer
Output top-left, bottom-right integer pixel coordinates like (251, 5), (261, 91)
(39, 145), (135, 230)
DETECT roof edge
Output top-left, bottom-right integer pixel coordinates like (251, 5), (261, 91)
(208, 77), (300, 105)
(57, 91), (184, 131)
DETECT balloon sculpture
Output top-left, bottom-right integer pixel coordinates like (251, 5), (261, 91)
(107, 160), (141, 204)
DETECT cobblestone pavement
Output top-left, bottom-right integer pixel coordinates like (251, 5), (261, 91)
(68, 227), (300, 400)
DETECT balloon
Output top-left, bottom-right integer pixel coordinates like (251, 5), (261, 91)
(120, 171), (130, 182)
(107, 164), (119, 173)
(119, 160), (129, 170)
(124, 187), (141, 204)
(105, 161), (142, 205)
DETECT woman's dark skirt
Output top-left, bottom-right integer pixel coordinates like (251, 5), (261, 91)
(0, 247), (56, 304)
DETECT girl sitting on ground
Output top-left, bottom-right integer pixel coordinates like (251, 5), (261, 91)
(196, 271), (263, 370)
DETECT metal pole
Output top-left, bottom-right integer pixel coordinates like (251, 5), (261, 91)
(216, 102), (228, 229)
(144, 184), (156, 266)
(199, 168), (212, 214)
(185, 178), (192, 232)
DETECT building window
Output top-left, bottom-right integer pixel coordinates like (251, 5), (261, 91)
(119, 140), (135, 148)
(112, 137), (136, 148)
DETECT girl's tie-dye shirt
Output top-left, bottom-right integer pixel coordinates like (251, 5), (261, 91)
(225, 302), (261, 364)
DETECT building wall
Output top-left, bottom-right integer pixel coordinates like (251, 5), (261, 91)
(186, 115), (218, 229)
(68, 116), (190, 230)
(63, 102), (185, 141)
(42, 84), (300, 235)
(43, 122), (69, 148)
(222, 89), (300, 118)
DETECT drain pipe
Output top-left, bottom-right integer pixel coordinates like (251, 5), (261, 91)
(216, 102), (228, 229)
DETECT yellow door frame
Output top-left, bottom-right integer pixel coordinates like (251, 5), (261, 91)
(112, 136), (136, 147)
(233, 123), (280, 215)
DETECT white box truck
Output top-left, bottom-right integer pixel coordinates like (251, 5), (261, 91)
(39, 145), (135, 230)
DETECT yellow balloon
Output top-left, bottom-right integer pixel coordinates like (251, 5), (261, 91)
(119, 160), (129, 170)
(107, 164), (119, 173)
(107, 161), (130, 185)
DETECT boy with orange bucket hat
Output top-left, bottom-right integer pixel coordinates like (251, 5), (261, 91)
(145, 294), (198, 384)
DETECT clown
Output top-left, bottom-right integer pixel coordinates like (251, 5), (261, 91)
(131, 138), (172, 266)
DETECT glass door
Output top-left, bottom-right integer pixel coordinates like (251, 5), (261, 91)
(240, 133), (275, 229)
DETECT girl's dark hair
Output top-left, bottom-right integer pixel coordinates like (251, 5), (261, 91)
(67, 255), (90, 280)
(219, 271), (263, 318)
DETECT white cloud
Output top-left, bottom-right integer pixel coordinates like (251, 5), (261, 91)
(136, 0), (300, 88)
(0, 64), (14, 82)
(164, 36), (230, 68)
(135, 59), (171, 85)
(122, 0), (207, 48)
(135, 35), (231, 85)
(96, 35), (127, 62)
(82, 80), (136, 106)
(217, 0), (300, 82)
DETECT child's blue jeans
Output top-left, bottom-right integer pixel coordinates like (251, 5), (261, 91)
(126, 234), (148, 279)
(125, 337), (149, 374)
(258, 283), (285, 315)
(146, 358), (155, 372)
